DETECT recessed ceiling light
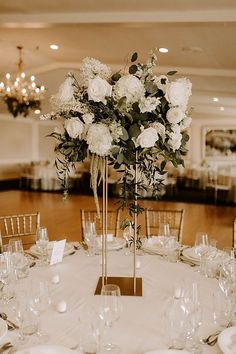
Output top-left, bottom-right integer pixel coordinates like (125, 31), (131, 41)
(159, 47), (168, 53)
(50, 44), (59, 50)
(213, 97), (219, 102)
(182, 46), (203, 53)
(34, 109), (41, 114)
(220, 106), (225, 111)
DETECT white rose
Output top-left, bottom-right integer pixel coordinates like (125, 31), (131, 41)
(171, 124), (181, 134)
(113, 75), (145, 105)
(82, 113), (94, 124)
(168, 132), (182, 151)
(87, 123), (112, 156)
(180, 116), (192, 131)
(166, 107), (184, 124)
(165, 78), (192, 110)
(150, 122), (166, 140)
(139, 96), (160, 113)
(65, 118), (84, 139)
(136, 127), (158, 148)
(54, 77), (74, 104)
(87, 76), (112, 104)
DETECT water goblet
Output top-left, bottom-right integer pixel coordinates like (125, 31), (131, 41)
(36, 227), (49, 265)
(100, 284), (123, 353)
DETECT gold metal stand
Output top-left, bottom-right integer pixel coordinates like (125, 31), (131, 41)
(95, 153), (143, 296)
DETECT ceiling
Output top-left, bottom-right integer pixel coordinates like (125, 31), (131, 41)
(0, 0), (236, 119)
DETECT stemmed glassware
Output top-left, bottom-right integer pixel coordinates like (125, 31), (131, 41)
(194, 232), (209, 273)
(29, 278), (51, 341)
(100, 284), (122, 353)
(218, 258), (236, 324)
(83, 221), (96, 256)
(36, 227), (49, 265)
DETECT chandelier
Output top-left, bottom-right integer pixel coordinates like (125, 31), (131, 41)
(0, 46), (45, 118)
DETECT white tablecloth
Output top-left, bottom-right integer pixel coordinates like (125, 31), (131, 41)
(2, 248), (224, 354)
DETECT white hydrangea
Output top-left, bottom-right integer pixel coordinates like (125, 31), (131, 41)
(87, 123), (113, 156)
(52, 77), (74, 105)
(79, 57), (112, 86)
(87, 76), (112, 104)
(150, 122), (166, 140)
(165, 78), (192, 110)
(109, 121), (123, 142)
(136, 127), (159, 148)
(166, 107), (184, 124)
(139, 96), (160, 113)
(113, 75), (145, 107)
(153, 75), (169, 92)
(65, 118), (84, 139)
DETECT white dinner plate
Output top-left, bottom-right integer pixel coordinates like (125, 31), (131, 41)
(96, 237), (126, 251)
(218, 325), (236, 354)
(142, 236), (170, 255)
(182, 247), (227, 265)
(0, 318), (7, 341)
(144, 349), (191, 354)
(29, 242), (74, 257)
(14, 344), (75, 354)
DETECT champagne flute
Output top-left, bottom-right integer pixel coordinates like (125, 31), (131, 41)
(100, 284), (122, 353)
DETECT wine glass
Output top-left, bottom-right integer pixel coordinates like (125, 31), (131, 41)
(78, 304), (104, 354)
(194, 232), (209, 273)
(83, 221), (96, 256)
(100, 284), (122, 353)
(123, 224), (133, 256)
(159, 223), (170, 237)
(36, 227), (49, 265)
(29, 278), (51, 341)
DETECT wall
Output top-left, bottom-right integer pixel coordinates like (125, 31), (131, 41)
(0, 112), (236, 178)
(0, 113), (57, 178)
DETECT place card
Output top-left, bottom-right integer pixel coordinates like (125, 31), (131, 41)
(50, 239), (66, 265)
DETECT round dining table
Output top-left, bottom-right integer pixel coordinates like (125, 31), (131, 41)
(1, 243), (227, 354)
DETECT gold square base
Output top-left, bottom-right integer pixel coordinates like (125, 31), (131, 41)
(94, 276), (142, 296)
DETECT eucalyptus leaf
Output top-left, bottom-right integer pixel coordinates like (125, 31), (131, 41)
(117, 153), (124, 164)
(121, 127), (129, 141)
(128, 124), (141, 138)
(167, 70), (178, 76)
(112, 72), (121, 82)
(129, 64), (138, 74)
(131, 52), (138, 62)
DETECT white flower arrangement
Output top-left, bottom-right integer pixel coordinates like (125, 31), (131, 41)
(42, 50), (192, 216)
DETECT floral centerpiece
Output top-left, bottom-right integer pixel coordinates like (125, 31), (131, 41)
(41, 50), (192, 225)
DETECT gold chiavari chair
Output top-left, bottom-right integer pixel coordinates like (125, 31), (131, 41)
(145, 208), (185, 244)
(0, 212), (40, 251)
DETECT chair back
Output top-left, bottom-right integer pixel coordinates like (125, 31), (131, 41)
(233, 219), (236, 248)
(0, 212), (40, 251)
(81, 209), (121, 240)
(145, 209), (184, 243)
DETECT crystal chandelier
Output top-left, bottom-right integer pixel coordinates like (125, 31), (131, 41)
(0, 46), (45, 118)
